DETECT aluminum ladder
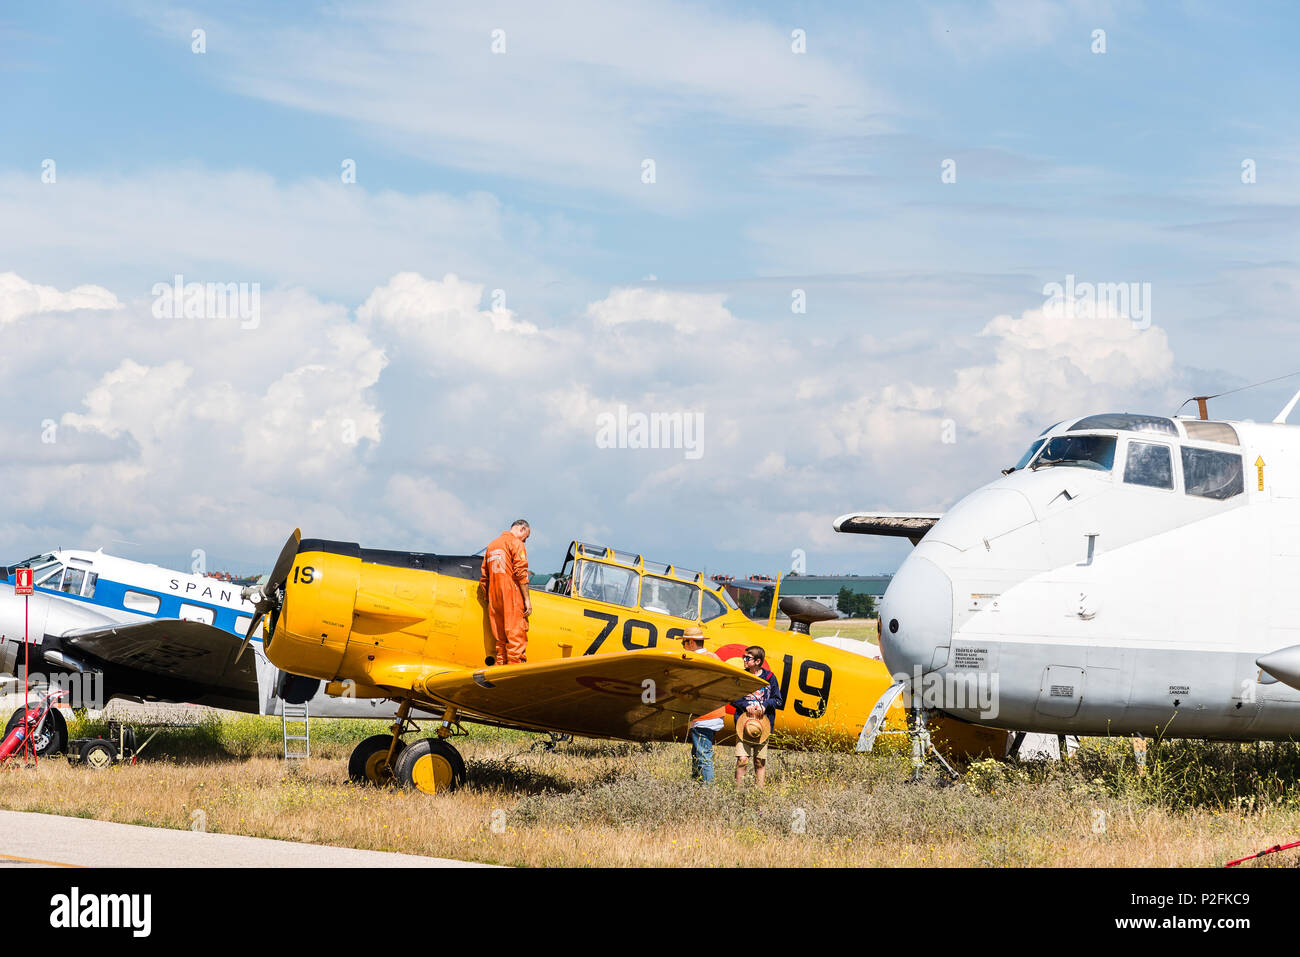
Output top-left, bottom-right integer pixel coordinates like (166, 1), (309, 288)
(281, 701), (310, 759)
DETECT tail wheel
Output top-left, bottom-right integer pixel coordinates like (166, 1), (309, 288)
(347, 735), (406, 787)
(395, 738), (465, 794)
(79, 739), (117, 769)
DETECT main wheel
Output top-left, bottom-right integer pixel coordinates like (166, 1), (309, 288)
(395, 738), (466, 794)
(4, 707), (66, 758)
(79, 739), (117, 769)
(347, 735), (406, 787)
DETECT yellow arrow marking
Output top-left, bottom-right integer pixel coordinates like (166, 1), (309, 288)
(1256, 456), (1266, 492)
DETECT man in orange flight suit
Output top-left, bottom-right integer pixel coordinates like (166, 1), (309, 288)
(478, 520), (532, 665)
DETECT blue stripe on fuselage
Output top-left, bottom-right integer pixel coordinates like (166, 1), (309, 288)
(4, 571), (262, 643)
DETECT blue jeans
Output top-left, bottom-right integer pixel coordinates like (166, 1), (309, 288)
(689, 725), (716, 783)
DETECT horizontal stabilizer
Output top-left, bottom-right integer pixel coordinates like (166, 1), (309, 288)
(833, 512), (942, 545)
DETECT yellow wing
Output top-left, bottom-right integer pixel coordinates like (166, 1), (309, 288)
(416, 648), (764, 741)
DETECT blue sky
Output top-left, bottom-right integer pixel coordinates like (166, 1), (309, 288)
(1, 1), (1297, 578)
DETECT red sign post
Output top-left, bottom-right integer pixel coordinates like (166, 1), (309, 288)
(14, 568), (32, 763)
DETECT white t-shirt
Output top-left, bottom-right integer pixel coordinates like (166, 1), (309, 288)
(691, 716), (725, 731)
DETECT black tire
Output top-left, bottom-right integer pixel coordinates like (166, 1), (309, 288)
(347, 735), (406, 787)
(277, 673), (321, 706)
(4, 705), (66, 758)
(79, 738), (117, 769)
(394, 738), (465, 794)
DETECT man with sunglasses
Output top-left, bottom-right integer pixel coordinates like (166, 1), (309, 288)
(731, 645), (783, 787)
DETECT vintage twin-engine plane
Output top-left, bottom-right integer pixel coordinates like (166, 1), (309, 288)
(0, 547), (409, 756)
(251, 534), (1007, 793)
(837, 397), (1300, 761)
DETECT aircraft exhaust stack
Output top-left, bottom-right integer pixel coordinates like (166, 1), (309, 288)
(779, 596), (838, 635)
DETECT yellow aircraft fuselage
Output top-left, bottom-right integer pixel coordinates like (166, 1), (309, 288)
(264, 538), (1001, 753)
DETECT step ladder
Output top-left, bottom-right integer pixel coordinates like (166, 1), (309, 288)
(281, 701), (310, 760)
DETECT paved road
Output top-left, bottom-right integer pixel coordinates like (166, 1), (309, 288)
(0, 810), (488, 867)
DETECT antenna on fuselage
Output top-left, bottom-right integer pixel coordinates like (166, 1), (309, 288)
(1274, 387), (1300, 425)
(1176, 370), (1300, 423)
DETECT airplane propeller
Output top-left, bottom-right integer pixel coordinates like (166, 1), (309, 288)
(235, 528), (301, 663)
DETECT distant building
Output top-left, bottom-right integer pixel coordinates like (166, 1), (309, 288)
(779, 575), (891, 616)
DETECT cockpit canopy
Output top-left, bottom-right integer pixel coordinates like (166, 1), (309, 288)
(9, 552), (99, 597)
(554, 541), (737, 622)
(1007, 412), (1247, 502)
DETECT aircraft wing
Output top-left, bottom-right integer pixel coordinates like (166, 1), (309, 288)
(417, 648), (765, 741)
(833, 511), (942, 544)
(59, 619), (257, 701)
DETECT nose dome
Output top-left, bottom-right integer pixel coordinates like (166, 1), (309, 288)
(878, 554), (953, 679)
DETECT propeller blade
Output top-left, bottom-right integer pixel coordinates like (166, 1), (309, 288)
(233, 530), (299, 664)
(267, 528), (303, 595)
(233, 610), (264, 664)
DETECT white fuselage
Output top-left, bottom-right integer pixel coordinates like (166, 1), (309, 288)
(0, 548), (405, 718)
(879, 414), (1300, 739)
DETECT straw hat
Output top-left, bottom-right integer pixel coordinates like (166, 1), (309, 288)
(736, 713), (770, 745)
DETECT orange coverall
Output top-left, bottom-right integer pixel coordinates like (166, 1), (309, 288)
(480, 530), (530, 664)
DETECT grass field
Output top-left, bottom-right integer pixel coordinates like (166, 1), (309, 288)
(2, 712), (1299, 866)
(772, 617), (879, 641)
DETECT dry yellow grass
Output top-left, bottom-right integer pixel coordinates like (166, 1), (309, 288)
(1, 716), (1298, 867)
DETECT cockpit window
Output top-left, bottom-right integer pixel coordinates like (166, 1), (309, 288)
(1030, 434), (1117, 472)
(1182, 447), (1244, 500)
(1123, 441), (1174, 490)
(1013, 439), (1047, 471)
(640, 575), (699, 620)
(574, 560), (639, 608)
(1182, 421), (1239, 446)
(1068, 413), (1178, 436)
(34, 562), (65, 587)
(702, 591), (728, 621)
(61, 567), (86, 595)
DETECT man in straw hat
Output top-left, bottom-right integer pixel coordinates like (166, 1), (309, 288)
(678, 626), (723, 783)
(732, 645), (782, 787)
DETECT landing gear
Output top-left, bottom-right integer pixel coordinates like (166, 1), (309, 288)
(907, 704), (958, 782)
(347, 735), (406, 786)
(347, 700), (467, 792)
(4, 705), (67, 758)
(395, 738), (466, 793)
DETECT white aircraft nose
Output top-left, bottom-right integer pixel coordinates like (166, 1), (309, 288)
(1257, 645), (1300, 691)
(878, 554), (953, 680)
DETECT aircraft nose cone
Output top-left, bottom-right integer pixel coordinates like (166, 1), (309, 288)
(878, 554), (953, 680)
(1257, 645), (1300, 691)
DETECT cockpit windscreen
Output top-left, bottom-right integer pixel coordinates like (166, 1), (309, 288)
(1030, 434), (1117, 472)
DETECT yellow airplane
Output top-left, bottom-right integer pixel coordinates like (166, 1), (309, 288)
(244, 532), (1004, 792)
